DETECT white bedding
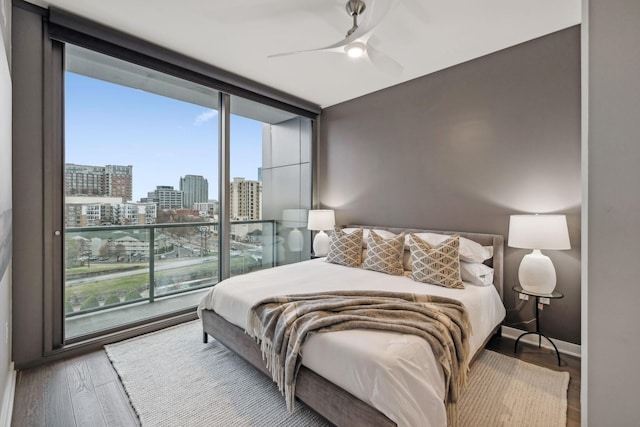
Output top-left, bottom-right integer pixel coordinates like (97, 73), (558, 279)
(198, 258), (505, 427)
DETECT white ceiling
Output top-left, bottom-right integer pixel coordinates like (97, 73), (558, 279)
(26, 0), (581, 109)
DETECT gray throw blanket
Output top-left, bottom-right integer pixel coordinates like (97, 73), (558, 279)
(245, 290), (471, 426)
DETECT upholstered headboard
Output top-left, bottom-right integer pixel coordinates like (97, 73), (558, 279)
(344, 225), (504, 299)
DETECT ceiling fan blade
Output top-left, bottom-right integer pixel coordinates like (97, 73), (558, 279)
(268, 27), (365, 58)
(269, 0), (399, 61)
(268, 45), (344, 58)
(366, 44), (403, 76)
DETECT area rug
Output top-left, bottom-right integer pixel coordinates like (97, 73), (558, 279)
(105, 321), (570, 427)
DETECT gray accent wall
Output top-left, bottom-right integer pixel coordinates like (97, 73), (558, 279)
(0, 0), (11, 416)
(320, 27), (581, 344)
(587, 0), (640, 424)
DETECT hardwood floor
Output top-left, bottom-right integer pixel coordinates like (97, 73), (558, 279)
(11, 333), (580, 427)
(12, 351), (139, 427)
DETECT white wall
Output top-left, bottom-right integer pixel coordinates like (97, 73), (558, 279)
(0, 0), (13, 422)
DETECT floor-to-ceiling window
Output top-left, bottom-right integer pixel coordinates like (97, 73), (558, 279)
(63, 45), (221, 339)
(10, 4), (319, 366)
(61, 44), (313, 342)
(229, 96), (313, 275)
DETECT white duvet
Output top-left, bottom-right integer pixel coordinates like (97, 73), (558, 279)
(198, 258), (505, 427)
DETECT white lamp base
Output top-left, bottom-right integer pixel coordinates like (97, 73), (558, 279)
(313, 231), (330, 257)
(518, 249), (557, 294)
(287, 228), (303, 252)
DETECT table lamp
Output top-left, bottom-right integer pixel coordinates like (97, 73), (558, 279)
(508, 214), (570, 294)
(307, 210), (335, 256)
(281, 209), (307, 252)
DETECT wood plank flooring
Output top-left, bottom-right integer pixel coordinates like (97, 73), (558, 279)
(11, 333), (580, 427)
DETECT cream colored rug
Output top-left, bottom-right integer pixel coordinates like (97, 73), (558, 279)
(459, 350), (569, 427)
(105, 321), (569, 427)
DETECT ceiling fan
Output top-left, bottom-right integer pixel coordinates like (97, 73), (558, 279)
(269, 0), (403, 76)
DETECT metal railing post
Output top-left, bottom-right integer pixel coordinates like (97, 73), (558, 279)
(149, 226), (155, 303)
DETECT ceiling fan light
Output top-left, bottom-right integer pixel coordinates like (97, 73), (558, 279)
(345, 42), (365, 58)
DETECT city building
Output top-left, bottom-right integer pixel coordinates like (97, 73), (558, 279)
(180, 175), (208, 209)
(104, 165), (134, 201)
(65, 196), (122, 227)
(230, 177), (262, 221)
(65, 163), (133, 201)
(193, 200), (218, 218)
(144, 185), (183, 210)
(65, 197), (157, 227)
(117, 202), (158, 225)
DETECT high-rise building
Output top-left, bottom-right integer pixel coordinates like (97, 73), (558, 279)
(104, 165), (133, 201)
(64, 163), (133, 201)
(65, 164), (103, 196)
(180, 174), (208, 209)
(145, 185), (183, 210)
(230, 177), (262, 221)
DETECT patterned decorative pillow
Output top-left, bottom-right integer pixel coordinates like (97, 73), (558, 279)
(408, 233), (464, 289)
(326, 228), (363, 267)
(362, 230), (405, 275)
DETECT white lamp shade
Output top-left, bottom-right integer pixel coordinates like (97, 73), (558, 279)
(508, 215), (570, 250)
(307, 210), (335, 231)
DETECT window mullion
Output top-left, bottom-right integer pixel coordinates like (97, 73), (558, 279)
(218, 92), (231, 280)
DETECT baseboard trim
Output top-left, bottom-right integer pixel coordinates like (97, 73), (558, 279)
(0, 362), (16, 427)
(501, 326), (581, 358)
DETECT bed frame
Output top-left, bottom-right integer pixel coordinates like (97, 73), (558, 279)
(201, 227), (504, 426)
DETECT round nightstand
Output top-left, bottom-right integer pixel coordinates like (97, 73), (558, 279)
(512, 285), (564, 366)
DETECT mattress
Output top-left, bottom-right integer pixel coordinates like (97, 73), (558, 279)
(198, 258), (505, 427)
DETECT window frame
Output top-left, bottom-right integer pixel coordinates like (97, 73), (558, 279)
(42, 10), (318, 352)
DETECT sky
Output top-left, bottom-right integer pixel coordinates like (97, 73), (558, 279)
(65, 72), (263, 202)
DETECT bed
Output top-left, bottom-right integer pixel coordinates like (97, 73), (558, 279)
(198, 226), (506, 427)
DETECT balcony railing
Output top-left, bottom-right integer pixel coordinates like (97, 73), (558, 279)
(64, 220), (276, 330)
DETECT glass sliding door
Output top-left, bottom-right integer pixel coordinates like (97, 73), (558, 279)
(63, 44), (220, 340)
(60, 44), (314, 342)
(229, 96), (312, 273)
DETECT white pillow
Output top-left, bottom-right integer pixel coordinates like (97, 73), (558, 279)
(403, 232), (492, 263)
(342, 228), (398, 248)
(482, 245), (494, 259)
(460, 262), (494, 286)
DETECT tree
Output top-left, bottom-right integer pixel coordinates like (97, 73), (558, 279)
(115, 244), (126, 259)
(79, 238), (92, 267)
(99, 241), (114, 258)
(65, 237), (81, 268)
(156, 209), (173, 224)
